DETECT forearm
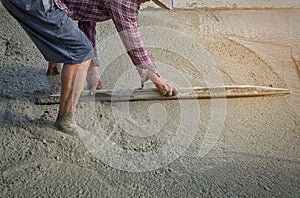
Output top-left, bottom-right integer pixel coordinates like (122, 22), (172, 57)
(115, 25), (160, 86)
(127, 47), (160, 86)
(146, 69), (161, 83)
(110, 1), (160, 86)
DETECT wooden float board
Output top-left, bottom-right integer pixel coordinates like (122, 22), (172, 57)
(37, 85), (290, 105)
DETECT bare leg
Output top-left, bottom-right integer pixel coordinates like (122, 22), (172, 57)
(59, 60), (90, 115)
(55, 60), (90, 134)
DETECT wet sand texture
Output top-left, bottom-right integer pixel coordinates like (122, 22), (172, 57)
(0, 6), (300, 198)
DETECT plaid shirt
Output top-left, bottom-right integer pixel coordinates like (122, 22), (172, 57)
(54, 0), (159, 85)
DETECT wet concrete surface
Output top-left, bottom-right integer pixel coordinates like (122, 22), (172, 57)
(0, 7), (300, 198)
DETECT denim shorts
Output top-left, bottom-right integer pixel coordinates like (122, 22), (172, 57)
(1, 0), (94, 64)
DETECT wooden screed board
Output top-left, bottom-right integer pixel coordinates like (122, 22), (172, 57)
(37, 85), (290, 105)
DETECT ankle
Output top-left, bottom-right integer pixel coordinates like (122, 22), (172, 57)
(58, 111), (74, 117)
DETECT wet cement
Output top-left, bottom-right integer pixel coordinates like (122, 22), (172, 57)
(0, 7), (300, 197)
(143, 0), (300, 9)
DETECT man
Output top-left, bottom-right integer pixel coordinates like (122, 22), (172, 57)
(1, 0), (177, 135)
(47, 0), (178, 96)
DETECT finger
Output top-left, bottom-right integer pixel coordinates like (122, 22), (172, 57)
(96, 80), (103, 90)
(161, 91), (167, 96)
(168, 88), (174, 97)
(172, 86), (179, 96)
(163, 87), (172, 97)
(85, 84), (92, 91)
(162, 89), (169, 96)
(89, 85), (97, 96)
(159, 85), (167, 95)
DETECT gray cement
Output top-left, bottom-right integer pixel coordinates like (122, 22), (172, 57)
(0, 7), (300, 198)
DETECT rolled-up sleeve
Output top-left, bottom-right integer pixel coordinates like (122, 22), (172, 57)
(109, 0), (160, 86)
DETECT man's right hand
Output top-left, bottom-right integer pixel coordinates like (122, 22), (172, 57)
(147, 70), (179, 97)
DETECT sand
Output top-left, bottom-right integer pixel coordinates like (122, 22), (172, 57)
(0, 6), (299, 197)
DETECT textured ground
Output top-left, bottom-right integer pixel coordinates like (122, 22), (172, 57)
(0, 7), (299, 198)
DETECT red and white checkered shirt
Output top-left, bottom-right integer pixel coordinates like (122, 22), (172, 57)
(54, 0), (159, 85)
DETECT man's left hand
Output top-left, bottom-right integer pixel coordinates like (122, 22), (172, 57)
(86, 66), (103, 95)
